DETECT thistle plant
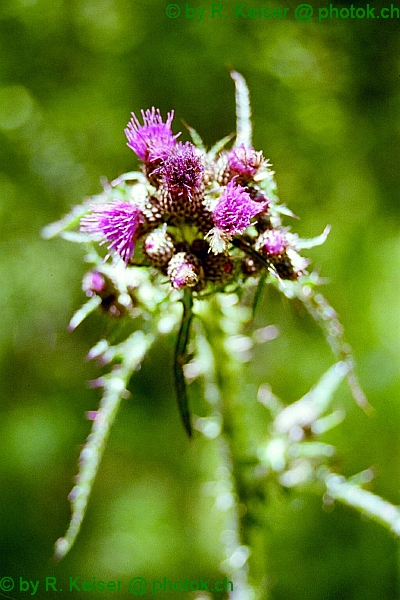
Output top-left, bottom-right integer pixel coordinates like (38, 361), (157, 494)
(43, 72), (400, 597)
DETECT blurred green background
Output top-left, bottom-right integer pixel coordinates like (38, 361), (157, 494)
(1, 0), (400, 598)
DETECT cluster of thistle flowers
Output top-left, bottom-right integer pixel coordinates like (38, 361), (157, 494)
(80, 107), (309, 303)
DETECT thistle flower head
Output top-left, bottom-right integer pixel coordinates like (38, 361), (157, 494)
(156, 141), (204, 198)
(143, 225), (175, 267)
(202, 252), (234, 283)
(80, 200), (143, 264)
(227, 144), (264, 179)
(257, 229), (287, 257)
(212, 179), (267, 236)
(167, 252), (200, 290)
(124, 108), (178, 164)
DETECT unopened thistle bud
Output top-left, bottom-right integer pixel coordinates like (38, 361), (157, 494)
(273, 249), (309, 280)
(216, 144), (264, 186)
(255, 229), (287, 257)
(190, 238), (210, 260)
(202, 253), (234, 283)
(226, 144), (264, 179)
(255, 229), (308, 280)
(167, 252), (201, 290)
(143, 226), (175, 268)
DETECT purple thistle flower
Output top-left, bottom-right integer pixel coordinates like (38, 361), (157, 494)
(212, 179), (266, 236)
(124, 108), (179, 164)
(80, 200), (143, 264)
(156, 141), (204, 198)
(226, 144), (264, 179)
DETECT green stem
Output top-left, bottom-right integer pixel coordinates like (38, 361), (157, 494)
(231, 236), (273, 273)
(198, 295), (267, 598)
(174, 289), (194, 437)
